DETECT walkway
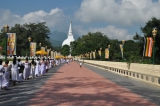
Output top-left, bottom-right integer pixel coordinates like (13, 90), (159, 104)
(0, 61), (156, 106)
(27, 62), (155, 106)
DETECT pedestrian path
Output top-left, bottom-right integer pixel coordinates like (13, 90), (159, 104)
(26, 62), (155, 106)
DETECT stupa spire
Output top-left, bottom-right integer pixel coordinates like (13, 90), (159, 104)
(68, 21), (72, 36)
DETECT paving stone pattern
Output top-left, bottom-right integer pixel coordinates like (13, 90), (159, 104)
(0, 65), (62, 106)
(26, 62), (155, 106)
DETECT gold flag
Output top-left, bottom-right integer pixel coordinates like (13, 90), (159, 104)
(105, 48), (109, 59)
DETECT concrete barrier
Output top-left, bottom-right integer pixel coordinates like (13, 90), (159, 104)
(81, 60), (160, 86)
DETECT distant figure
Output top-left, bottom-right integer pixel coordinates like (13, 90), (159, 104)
(80, 62), (82, 68)
(35, 58), (40, 77)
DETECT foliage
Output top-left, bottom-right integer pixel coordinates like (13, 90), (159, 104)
(0, 22), (53, 56)
(141, 17), (160, 64)
(70, 32), (110, 56)
(61, 44), (70, 56)
(126, 55), (135, 69)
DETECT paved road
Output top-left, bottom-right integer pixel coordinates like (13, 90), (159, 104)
(0, 64), (62, 106)
(83, 63), (160, 105)
(0, 61), (159, 106)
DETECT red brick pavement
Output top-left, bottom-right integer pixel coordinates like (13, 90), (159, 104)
(27, 62), (156, 106)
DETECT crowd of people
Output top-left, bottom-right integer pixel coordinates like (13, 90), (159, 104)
(0, 57), (72, 90)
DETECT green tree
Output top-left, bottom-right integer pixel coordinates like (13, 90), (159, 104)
(61, 44), (70, 56)
(70, 32), (110, 57)
(0, 22), (53, 56)
(141, 17), (160, 64)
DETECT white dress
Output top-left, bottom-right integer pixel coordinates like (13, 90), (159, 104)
(23, 62), (30, 79)
(40, 61), (46, 75)
(30, 62), (35, 77)
(35, 60), (40, 76)
(18, 62), (23, 81)
(0, 65), (4, 89)
(3, 66), (11, 88)
(11, 61), (19, 81)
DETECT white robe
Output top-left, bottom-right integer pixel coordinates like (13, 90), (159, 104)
(0, 65), (4, 89)
(35, 60), (40, 76)
(3, 66), (11, 88)
(23, 62), (30, 79)
(11, 62), (19, 81)
(40, 61), (46, 75)
(30, 62), (35, 77)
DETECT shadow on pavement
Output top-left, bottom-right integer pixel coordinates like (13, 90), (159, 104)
(0, 64), (63, 106)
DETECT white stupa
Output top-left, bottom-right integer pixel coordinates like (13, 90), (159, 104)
(62, 22), (75, 46)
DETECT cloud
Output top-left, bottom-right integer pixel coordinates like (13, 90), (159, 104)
(73, 25), (132, 40)
(75, 0), (160, 26)
(0, 8), (69, 31)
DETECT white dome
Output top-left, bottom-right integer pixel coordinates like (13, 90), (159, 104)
(62, 22), (75, 47)
(62, 36), (75, 46)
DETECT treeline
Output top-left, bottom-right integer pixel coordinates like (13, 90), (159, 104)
(69, 17), (160, 64)
(0, 22), (60, 56)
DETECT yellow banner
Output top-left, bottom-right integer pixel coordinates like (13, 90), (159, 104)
(7, 33), (16, 55)
(105, 48), (109, 59)
(30, 42), (36, 56)
(90, 52), (92, 59)
(120, 44), (123, 58)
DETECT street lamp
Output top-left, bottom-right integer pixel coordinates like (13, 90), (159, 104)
(28, 37), (31, 59)
(122, 40), (125, 45)
(3, 25), (9, 61)
(152, 28), (157, 64)
(108, 45), (111, 48)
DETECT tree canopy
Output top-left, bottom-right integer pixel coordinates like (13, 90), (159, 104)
(61, 44), (70, 56)
(0, 22), (53, 56)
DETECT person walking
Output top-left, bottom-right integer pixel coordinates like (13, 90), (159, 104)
(3, 60), (11, 90)
(35, 58), (40, 77)
(46, 58), (50, 73)
(0, 59), (4, 89)
(18, 58), (24, 82)
(10, 57), (19, 86)
(79, 62), (82, 68)
(23, 57), (30, 80)
(30, 58), (36, 78)
(40, 58), (46, 76)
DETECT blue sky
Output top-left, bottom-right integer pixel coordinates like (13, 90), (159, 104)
(0, 0), (160, 40)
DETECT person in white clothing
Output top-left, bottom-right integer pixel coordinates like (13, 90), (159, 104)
(46, 58), (50, 73)
(3, 60), (11, 90)
(18, 59), (24, 82)
(23, 57), (30, 80)
(40, 58), (46, 76)
(35, 58), (40, 77)
(0, 59), (5, 90)
(30, 58), (36, 78)
(10, 57), (19, 86)
(79, 62), (82, 68)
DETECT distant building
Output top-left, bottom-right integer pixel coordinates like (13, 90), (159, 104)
(62, 22), (75, 46)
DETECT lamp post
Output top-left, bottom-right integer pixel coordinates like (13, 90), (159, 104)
(28, 37), (31, 60)
(152, 28), (157, 64)
(3, 25), (9, 61)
